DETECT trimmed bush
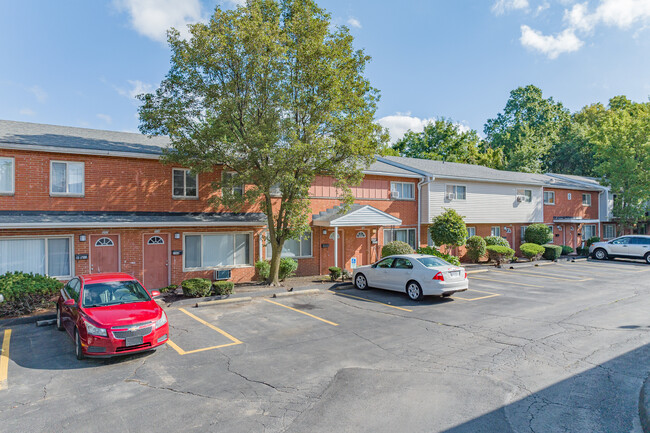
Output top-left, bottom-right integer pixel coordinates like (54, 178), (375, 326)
(213, 281), (234, 296)
(561, 245), (574, 255)
(159, 284), (177, 293)
(486, 245), (515, 266)
(484, 236), (510, 248)
(520, 243), (545, 261)
(576, 247), (589, 256)
(465, 236), (487, 263)
(328, 266), (342, 282)
(429, 208), (468, 249)
(182, 278), (212, 298)
(255, 260), (271, 282)
(382, 241), (415, 257)
(0, 272), (63, 317)
(586, 236), (601, 247)
(416, 246), (461, 266)
(524, 223), (553, 245)
(542, 244), (563, 261)
(279, 258), (298, 280)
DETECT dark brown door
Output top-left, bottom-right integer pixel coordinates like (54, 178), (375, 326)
(143, 234), (169, 290)
(90, 235), (119, 274)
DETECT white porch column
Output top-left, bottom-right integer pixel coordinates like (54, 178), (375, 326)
(333, 226), (338, 268)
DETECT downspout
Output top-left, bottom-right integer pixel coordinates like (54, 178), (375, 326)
(417, 176), (435, 248)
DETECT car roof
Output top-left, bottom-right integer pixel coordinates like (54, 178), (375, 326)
(78, 272), (137, 284)
(384, 254), (438, 259)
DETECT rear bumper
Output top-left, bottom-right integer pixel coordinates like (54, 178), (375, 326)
(422, 280), (469, 296)
(82, 324), (170, 357)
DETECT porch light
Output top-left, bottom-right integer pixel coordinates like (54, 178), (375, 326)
(79, 234), (86, 242)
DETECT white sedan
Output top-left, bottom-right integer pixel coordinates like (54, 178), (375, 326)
(352, 254), (468, 301)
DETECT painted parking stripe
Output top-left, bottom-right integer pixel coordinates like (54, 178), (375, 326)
(491, 269), (592, 282)
(330, 291), (413, 312)
(0, 329), (11, 391)
(453, 289), (501, 301)
(469, 275), (544, 288)
(263, 299), (339, 326)
(167, 308), (243, 356)
(566, 262), (650, 273)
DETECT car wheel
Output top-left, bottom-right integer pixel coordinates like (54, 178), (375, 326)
(354, 274), (368, 290)
(406, 281), (424, 301)
(645, 252), (650, 265)
(74, 328), (84, 360)
(56, 305), (64, 331)
(594, 248), (608, 260)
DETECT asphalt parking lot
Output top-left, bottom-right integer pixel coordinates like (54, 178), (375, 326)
(2, 259), (650, 433)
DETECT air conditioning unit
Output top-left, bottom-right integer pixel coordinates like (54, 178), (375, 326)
(391, 190), (400, 199)
(446, 193), (455, 200)
(516, 195), (525, 202)
(214, 269), (231, 281)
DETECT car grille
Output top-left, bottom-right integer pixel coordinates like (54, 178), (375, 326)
(111, 323), (153, 340)
(115, 342), (152, 352)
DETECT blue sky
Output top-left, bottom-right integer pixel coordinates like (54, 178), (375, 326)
(1, 0), (649, 143)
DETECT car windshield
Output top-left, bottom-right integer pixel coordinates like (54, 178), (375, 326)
(82, 280), (151, 307)
(417, 257), (451, 268)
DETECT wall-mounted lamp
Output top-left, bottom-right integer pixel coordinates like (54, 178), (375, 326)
(79, 234), (86, 242)
(323, 229), (327, 235)
(174, 233), (181, 239)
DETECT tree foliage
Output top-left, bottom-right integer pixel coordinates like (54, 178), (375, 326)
(429, 209), (468, 249)
(138, 0), (385, 285)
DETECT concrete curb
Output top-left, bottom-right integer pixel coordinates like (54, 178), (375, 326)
(272, 289), (322, 298)
(641, 375), (650, 433)
(0, 313), (56, 327)
(195, 297), (252, 308)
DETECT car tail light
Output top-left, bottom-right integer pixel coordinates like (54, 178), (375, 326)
(464, 272), (468, 279)
(433, 272), (445, 281)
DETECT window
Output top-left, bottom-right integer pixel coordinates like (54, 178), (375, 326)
(0, 237), (72, 277)
(467, 227), (476, 238)
(582, 224), (596, 240)
(491, 226), (501, 237)
(270, 183), (282, 197)
(543, 191), (555, 205)
(582, 193), (592, 206)
(50, 161), (84, 196)
(265, 231), (312, 258)
(632, 237), (650, 245)
(521, 226), (527, 241)
(639, 224), (647, 235)
(392, 258), (413, 269)
(184, 233), (251, 269)
(148, 236), (165, 245)
(516, 189), (532, 203)
(604, 225), (616, 239)
(65, 278), (80, 302)
(547, 225), (554, 243)
(172, 168), (198, 198)
(0, 157), (14, 195)
(384, 228), (416, 249)
(390, 182), (415, 200)
(568, 193), (572, 200)
(446, 185), (466, 200)
(94, 237), (114, 247)
(222, 172), (244, 197)
(375, 258), (394, 268)
(611, 237), (630, 245)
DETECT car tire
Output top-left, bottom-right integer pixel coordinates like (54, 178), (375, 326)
(74, 328), (84, 360)
(354, 274), (369, 290)
(56, 305), (64, 331)
(593, 248), (608, 260)
(406, 281), (424, 301)
(645, 252), (650, 265)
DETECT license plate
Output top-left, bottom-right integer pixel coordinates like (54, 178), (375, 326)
(125, 336), (143, 347)
(450, 271), (460, 277)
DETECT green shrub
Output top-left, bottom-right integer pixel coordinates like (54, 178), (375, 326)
(0, 271), (63, 317)
(159, 284), (177, 293)
(213, 281), (234, 296)
(279, 258), (298, 280)
(542, 244), (563, 261)
(465, 236), (487, 263)
(182, 278), (212, 298)
(484, 236), (510, 248)
(416, 246), (461, 266)
(429, 209), (468, 249)
(524, 223), (553, 245)
(382, 241), (415, 257)
(586, 236), (601, 247)
(328, 266), (342, 282)
(576, 247), (589, 256)
(255, 260), (270, 282)
(486, 245), (515, 266)
(561, 245), (574, 255)
(520, 243), (545, 261)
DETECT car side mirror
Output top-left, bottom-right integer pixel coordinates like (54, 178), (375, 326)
(63, 299), (76, 307)
(150, 290), (161, 297)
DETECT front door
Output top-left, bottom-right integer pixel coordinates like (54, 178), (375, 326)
(90, 235), (119, 274)
(349, 229), (369, 270)
(143, 234), (169, 290)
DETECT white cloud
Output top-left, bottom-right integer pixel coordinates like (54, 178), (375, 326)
(97, 114), (113, 124)
(377, 114), (472, 144)
(492, 0), (529, 15)
(29, 85), (47, 103)
(19, 108), (35, 116)
(115, 79), (154, 100)
(113, 0), (207, 43)
(347, 17), (362, 29)
(520, 25), (584, 58)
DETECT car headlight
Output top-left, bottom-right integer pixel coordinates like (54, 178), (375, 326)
(155, 311), (167, 329)
(85, 321), (107, 337)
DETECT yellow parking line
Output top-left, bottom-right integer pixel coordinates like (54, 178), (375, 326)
(491, 269), (592, 282)
(470, 276), (544, 288)
(453, 289), (501, 301)
(0, 329), (11, 391)
(567, 262), (649, 272)
(179, 308), (243, 344)
(166, 308), (243, 356)
(263, 299), (339, 326)
(330, 291), (413, 312)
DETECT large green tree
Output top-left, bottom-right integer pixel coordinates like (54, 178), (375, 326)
(138, 0), (385, 285)
(484, 85), (570, 173)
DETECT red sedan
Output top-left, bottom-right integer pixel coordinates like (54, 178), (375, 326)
(56, 272), (169, 360)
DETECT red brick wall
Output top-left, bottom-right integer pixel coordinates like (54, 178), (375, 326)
(543, 188), (599, 223)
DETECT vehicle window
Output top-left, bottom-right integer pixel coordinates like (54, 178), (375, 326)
(82, 280), (151, 307)
(417, 257), (451, 268)
(632, 237), (650, 245)
(376, 258), (394, 269)
(611, 237), (631, 245)
(392, 258), (413, 269)
(66, 278), (80, 302)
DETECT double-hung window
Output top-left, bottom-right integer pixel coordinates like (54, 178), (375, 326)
(0, 157), (14, 195)
(50, 161), (84, 196)
(582, 224), (596, 240)
(184, 233), (251, 269)
(582, 193), (592, 206)
(222, 172), (244, 197)
(467, 227), (476, 238)
(384, 228), (416, 249)
(491, 226), (501, 237)
(173, 168), (198, 198)
(547, 224), (554, 243)
(521, 226), (527, 241)
(446, 185), (466, 200)
(265, 231), (312, 258)
(0, 237), (72, 278)
(516, 189), (532, 203)
(543, 191), (555, 205)
(390, 182), (415, 200)
(604, 224), (616, 239)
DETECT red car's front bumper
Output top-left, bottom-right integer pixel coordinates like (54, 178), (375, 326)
(82, 323), (170, 357)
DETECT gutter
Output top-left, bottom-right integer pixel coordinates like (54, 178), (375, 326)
(0, 221), (267, 229)
(417, 175), (435, 247)
(0, 142), (163, 160)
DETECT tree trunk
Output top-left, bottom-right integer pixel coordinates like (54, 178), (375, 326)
(267, 239), (285, 287)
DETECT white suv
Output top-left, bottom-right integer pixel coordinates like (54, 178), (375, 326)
(589, 235), (650, 263)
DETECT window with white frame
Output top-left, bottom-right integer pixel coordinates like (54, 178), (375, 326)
(582, 224), (596, 240)
(270, 183), (282, 197)
(567, 192), (572, 200)
(173, 168), (198, 198)
(50, 161), (84, 196)
(604, 224), (616, 239)
(184, 233), (251, 269)
(543, 191), (555, 205)
(384, 228), (416, 249)
(467, 227), (476, 238)
(0, 237), (72, 277)
(582, 193), (592, 206)
(446, 185), (466, 200)
(516, 189), (532, 203)
(390, 182), (415, 200)
(265, 231), (312, 258)
(547, 224), (554, 243)
(222, 172), (244, 197)
(0, 157), (14, 194)
(491, 226), (501, 237)
(521, 225), (527, 241)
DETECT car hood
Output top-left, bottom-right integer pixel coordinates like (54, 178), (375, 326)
(82, 301), (162, 326)
(354, 265), (373, 272)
